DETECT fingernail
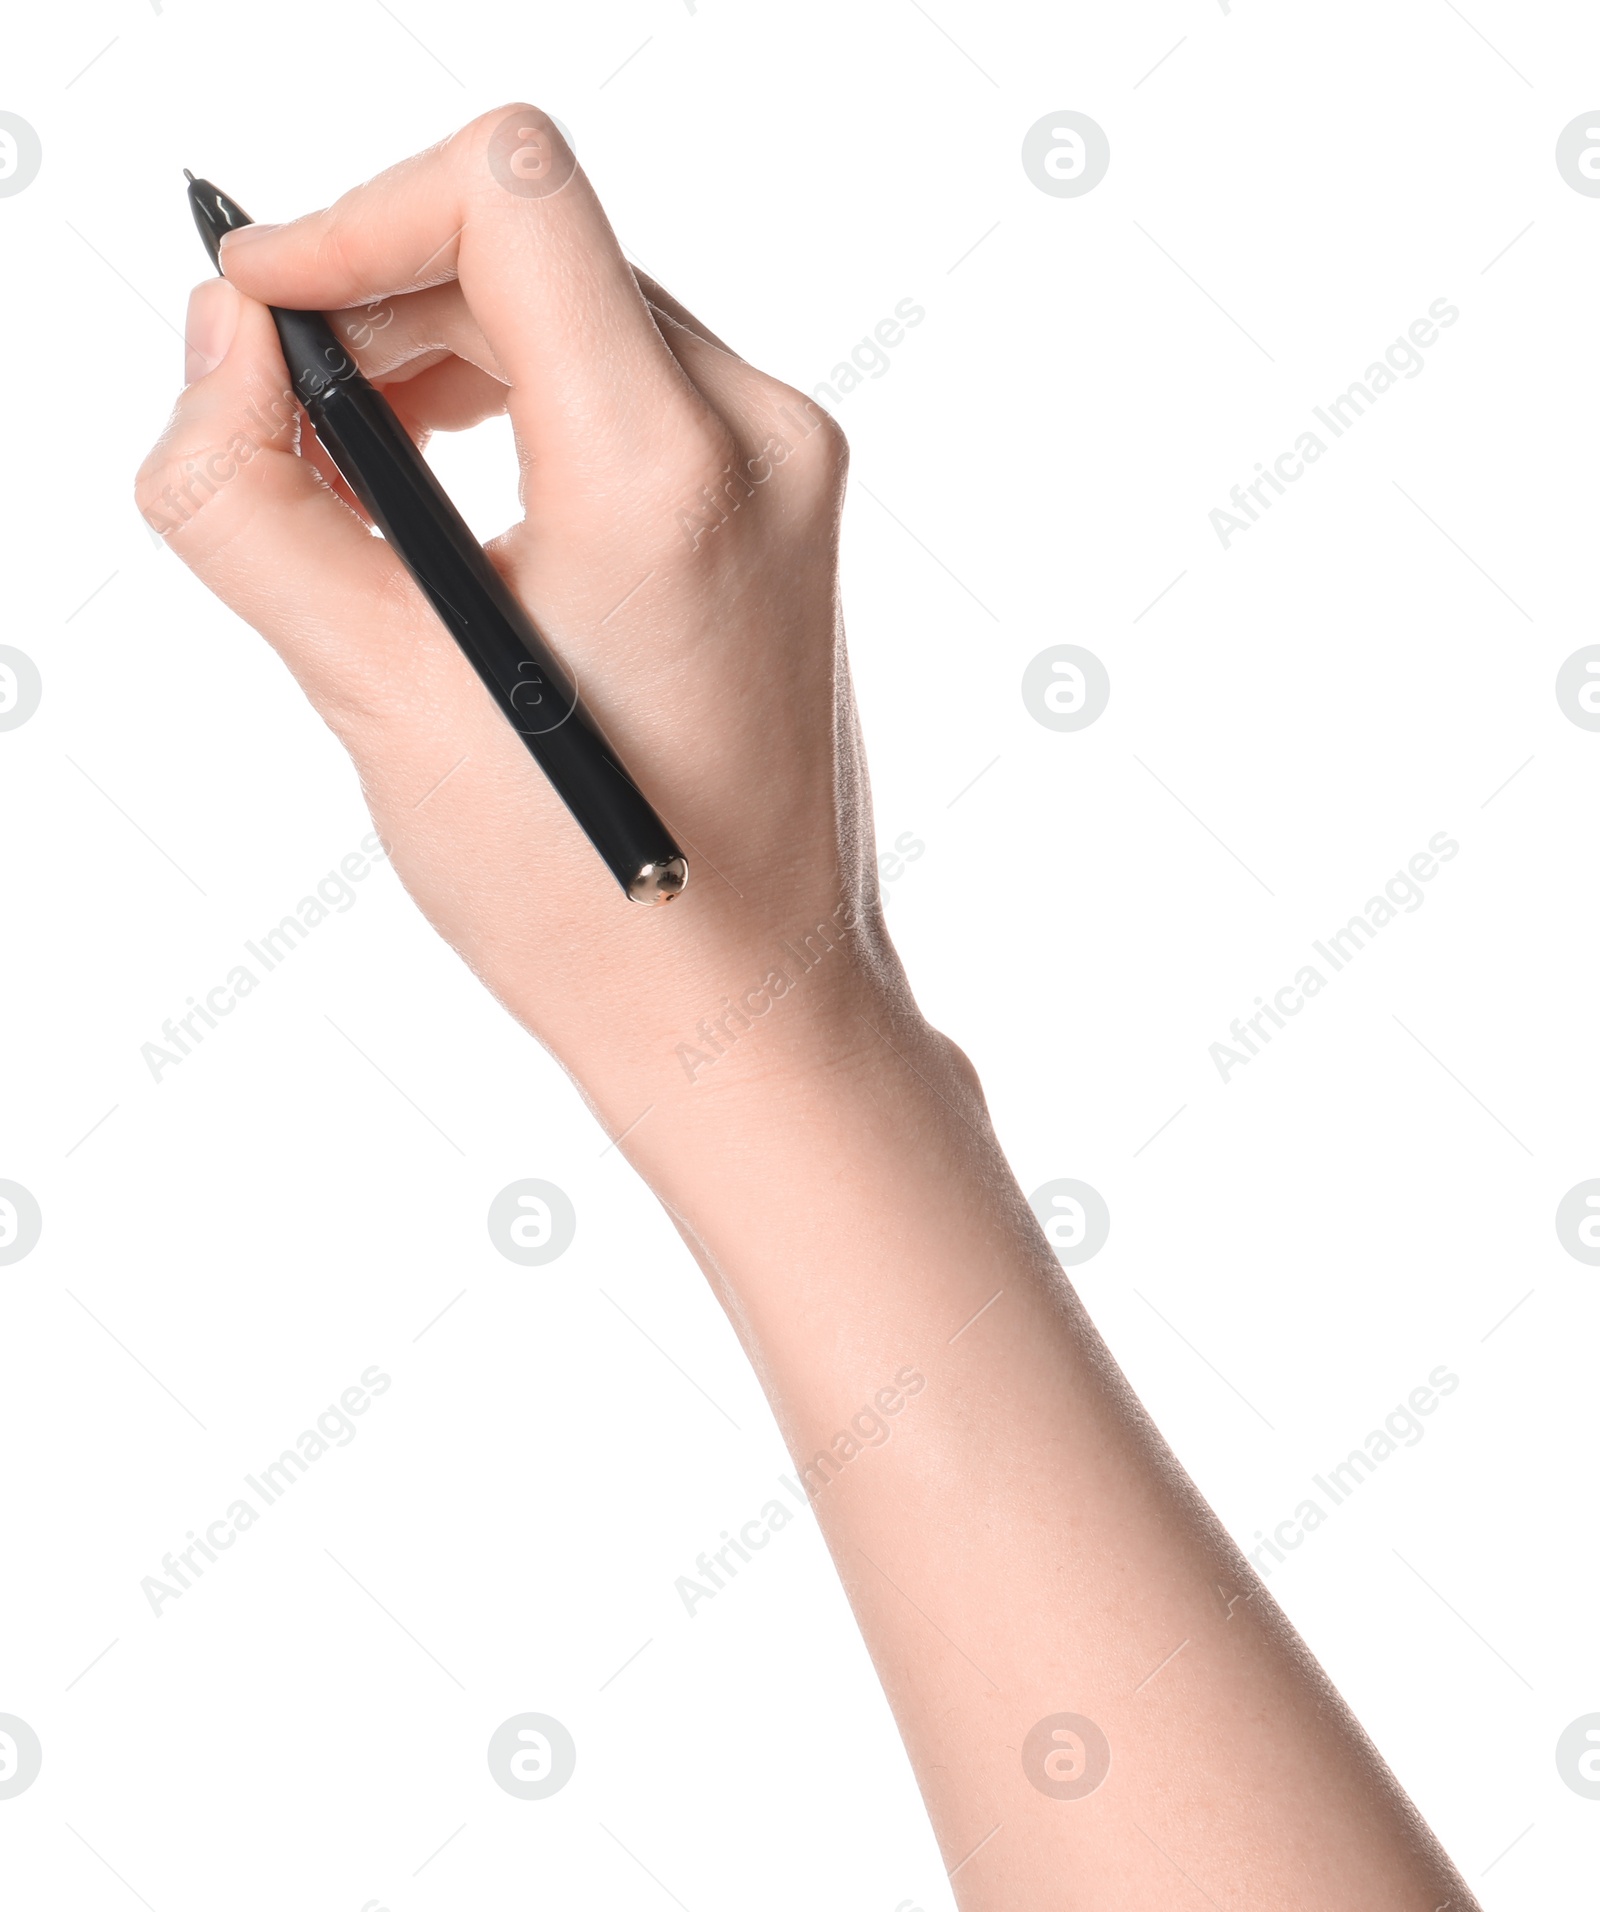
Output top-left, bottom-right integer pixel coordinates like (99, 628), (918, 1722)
(184, 278), (240, 385)
(218, 222), (281, 256)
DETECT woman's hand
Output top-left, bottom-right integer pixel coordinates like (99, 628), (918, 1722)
(136, 110), (1478, 1911)
(138, 105), (895, 1132)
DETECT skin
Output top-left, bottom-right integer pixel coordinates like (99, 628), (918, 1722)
(136, 107), (1478, 1910)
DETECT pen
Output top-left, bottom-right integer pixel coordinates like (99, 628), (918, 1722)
(183, 173), (689, 907)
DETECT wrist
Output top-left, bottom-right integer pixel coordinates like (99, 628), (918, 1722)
(510, 895), (999, 1247)
(606, 976), (1000, 1270)
(542, 892), (916, 1124)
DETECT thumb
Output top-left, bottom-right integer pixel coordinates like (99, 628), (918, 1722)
(135, 279), (427, 735)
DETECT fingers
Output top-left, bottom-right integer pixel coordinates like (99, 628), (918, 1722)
(218, 105), (712, 472)
(382, 355), (510, 438)
(136, 280), (434, 732)
(646, 309), (765, 447)
(632, 268), (739, 357)
(138, 278), (629, 895)
(325, 260), (743, 410)
(328, 270), (732, 435)
(625, 272), (845, 494)
(326, 279), (505, 382)
(643, 306), (846, 505)
(183, 271), (240, 385)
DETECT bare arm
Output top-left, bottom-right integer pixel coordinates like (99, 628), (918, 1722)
(140, 106), (1476, 1910)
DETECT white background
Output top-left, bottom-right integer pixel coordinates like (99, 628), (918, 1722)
(1, 0), (1596, 1906)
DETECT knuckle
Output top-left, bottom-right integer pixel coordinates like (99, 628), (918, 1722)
(656, 420), (751, 546)
(133, 396), (301, 545)
(804, 408), (851, 485)
(133, 422), (212, 534)
(656, 391), (851, 556)
(666, 416), (745, 493)
(309, 210), (368, 291)
(133, 440), (176, 525)
(471, 100), (555, 144)
(762, 381), (849, 501)
(458, 102), (573, 199)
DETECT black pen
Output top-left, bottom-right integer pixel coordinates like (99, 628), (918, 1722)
(184, 173), (688, 906)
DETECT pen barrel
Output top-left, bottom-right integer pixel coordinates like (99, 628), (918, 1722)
(269, 309), (683, 897)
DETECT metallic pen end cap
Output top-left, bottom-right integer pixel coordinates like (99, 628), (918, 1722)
(628, 856), (688, 905)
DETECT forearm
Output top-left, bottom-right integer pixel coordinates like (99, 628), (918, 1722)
(601, 967), (1476, 1911)
(155, 118), (1476, 1907)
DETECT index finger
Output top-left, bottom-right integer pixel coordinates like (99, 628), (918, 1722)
(219, 105), (707, 468)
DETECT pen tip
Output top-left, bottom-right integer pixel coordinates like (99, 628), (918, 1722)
(627, 857), (689, 905)
(182, 167), (196, 183)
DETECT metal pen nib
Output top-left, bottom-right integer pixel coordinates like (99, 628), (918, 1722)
(628, 858), (690, 905)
